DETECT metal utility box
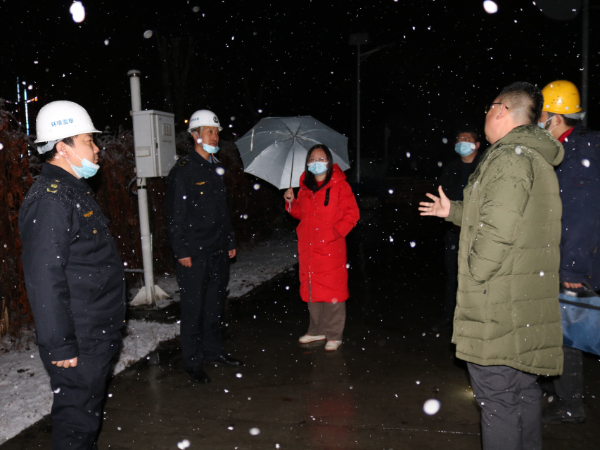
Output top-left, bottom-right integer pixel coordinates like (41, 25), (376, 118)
(132, 110), (177, 177)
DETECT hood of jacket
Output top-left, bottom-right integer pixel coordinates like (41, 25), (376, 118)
(299, 163), (346, 188)
(499, 124), (564, 167)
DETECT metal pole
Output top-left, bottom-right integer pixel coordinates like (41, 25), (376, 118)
(582, 0), (589, 128)
(356, 44), (361, 187)
(128, 70), (156, 307)
(24, 88), (29, 135)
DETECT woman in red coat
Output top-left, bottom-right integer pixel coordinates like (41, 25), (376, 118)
(284, 144), (360, 351)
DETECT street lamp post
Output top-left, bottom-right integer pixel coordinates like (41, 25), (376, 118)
(349, 35), (396, 189)
(349, 33), (368, 188)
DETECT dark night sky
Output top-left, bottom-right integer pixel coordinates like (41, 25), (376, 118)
(1, 0), (598, 168)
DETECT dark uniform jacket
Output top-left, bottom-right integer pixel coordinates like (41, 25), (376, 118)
(440, 151), (484, 202)
(18, 163), (126, 361)
(166, 151), (235, 259)
(556, 125), (600, 290)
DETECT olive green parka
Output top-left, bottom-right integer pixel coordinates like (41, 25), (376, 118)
(447, 125), (565, 376)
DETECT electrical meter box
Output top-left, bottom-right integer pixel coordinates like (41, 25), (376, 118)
(132, 110), (177, 177)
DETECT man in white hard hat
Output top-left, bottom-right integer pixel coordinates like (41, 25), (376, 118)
(19, 101), (125, 449)
(166, 109), (241, 384)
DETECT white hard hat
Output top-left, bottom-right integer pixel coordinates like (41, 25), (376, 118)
(187, 109), (222, 133)
(35, 101), (100, 153)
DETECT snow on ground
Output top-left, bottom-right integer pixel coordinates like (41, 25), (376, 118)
(0, 235), (297, 443)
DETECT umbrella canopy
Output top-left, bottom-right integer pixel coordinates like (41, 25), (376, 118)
(237, 116), (350, 189)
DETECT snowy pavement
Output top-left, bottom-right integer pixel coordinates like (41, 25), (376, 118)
(0, 236), (297, 444)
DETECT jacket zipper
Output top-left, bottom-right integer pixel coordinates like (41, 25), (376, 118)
(308, 190), (315, 303)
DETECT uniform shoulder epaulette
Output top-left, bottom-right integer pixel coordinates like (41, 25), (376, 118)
(43, 178), (64, 195)
(178, 157), (190, 167)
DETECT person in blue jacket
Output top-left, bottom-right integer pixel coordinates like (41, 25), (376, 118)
(19, 101), (125, 450)
(538, 80), (600, 424)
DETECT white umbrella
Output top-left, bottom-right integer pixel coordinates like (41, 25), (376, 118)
(237, 116), (350, 189)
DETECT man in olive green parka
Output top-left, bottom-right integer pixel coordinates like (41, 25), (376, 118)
(420, 82), (564, 450)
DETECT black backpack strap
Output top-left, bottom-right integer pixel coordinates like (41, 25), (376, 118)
(324, 188), (331, 206)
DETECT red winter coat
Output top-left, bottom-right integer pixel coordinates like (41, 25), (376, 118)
(287, 164), (360, 303)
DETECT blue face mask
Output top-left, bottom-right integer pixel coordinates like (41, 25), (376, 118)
(202, 143), (219, 154)
(67, 147), (100, 179)
(454, 142), (476, 157)
(538, 117), (551, 129)
(308, 161), (328, 175)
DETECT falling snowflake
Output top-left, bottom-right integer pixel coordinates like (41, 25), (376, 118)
(388, 189), (394, 194)
(442, 137), (448, 144)
(253, 183), (261, 190)
(192, 6), (200, 12)
(69, 1), (85, 23)
(249, 428), (261, 436)
(515, 146), (522, 155)
(177, 440), (191, 449)
(483, 1), (498, 14)
(143, 30), (153, 39)
(540, 271), (545, 277)
(423, 399), (441, 415)
(410, 241), (416, 248)
(104, 39), (109, 46)
(406, 152), (411, 158)
(215, 167), (225, 176)
(582, 159), (590, 168)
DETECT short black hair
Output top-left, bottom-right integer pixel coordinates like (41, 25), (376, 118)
(304, 144), (334, 192)
(563, 116), (582, 128)
(455, 128), (480, 143)
(37, 136), (75, 163)
(498, 82), (544, 125)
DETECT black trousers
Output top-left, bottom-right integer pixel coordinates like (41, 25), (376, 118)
(468, 363), (542, 450)
(177, 250), (230, 370)
(443, 230), (460, 320)
(39, 333), (121, 450)
(553, 345), (584, 407)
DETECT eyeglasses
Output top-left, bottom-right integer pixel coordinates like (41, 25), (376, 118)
(485, 103), (509, 114)
(308, 158), (329, 163)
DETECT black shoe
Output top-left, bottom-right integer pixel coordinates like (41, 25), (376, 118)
(209, 354), (243, 367)
(431, 318), (452, 333)
(185, 368), (211, 384)
(542, 400), (585, 424)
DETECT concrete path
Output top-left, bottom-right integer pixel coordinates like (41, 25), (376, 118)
(2, 209), (599, 449)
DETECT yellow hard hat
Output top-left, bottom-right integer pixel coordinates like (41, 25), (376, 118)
(541, 80), (582, 114)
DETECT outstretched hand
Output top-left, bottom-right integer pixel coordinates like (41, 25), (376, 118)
(419, 186), (451, 218)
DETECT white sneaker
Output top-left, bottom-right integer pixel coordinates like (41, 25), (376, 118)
(324, 340), (342, 351)
(298, 335), (326, 344)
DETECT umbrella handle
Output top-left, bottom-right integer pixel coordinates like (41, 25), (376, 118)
(289, 145), (295, 188)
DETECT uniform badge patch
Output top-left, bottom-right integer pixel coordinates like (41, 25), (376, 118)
(196, 181), (206, 185)
(84, 211), (94, 218)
